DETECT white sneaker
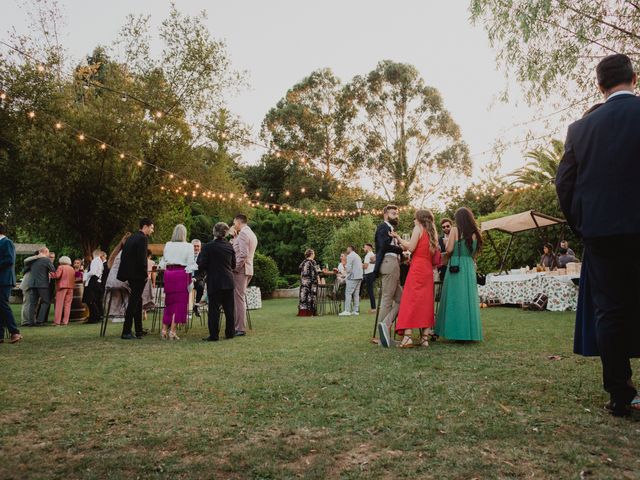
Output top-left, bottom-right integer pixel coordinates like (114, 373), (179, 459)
(352, 311), (360, 316)
(338, 311), (352, 316)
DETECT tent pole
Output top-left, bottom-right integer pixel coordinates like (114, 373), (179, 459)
(499, 234), (515, 274)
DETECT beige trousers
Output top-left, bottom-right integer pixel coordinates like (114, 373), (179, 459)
(233, 272), (251, 332)
(378, 256), (402, 329)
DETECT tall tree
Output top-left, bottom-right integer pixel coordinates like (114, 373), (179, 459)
(342, 60), (470, 204)
(470, 0), (640, 104)
(261, 68), (352, 178)
(0, 3), (246, 257)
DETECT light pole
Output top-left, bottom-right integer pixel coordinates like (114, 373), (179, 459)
(356, 199), (364, 217)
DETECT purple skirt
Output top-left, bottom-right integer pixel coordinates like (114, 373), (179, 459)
(163, 266), (190, 325)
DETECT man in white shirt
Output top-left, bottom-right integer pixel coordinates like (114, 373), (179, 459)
(340, 245), (364, 316)
(83, 249), (104, 324)
(362, 243), (377, 314)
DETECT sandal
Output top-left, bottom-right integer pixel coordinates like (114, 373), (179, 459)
(420, 334), (430, 348)
(398, 335), (414, 348)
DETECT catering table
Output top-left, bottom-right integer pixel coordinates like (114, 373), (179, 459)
(477, 272), (580, 311)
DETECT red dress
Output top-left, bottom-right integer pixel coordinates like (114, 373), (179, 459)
(395, 230), (440, 334)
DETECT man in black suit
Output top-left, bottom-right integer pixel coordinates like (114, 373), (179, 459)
(198, 222), (236, 341)
(438, 218), (452, 282)
(26, 247), (55, 326)
(373, 205), (404, 347)
(0, 223), (22, 343)
(556, 54), (640, 416)
(117, 217), (154, 340)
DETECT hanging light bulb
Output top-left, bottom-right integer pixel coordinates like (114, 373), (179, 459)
(27, 111), (35, 119)
(155, 111), (163, 119)
(0, 92), (6, 100)
(100, 143), (107, 150)
(137, 160), (143, 167)
(119, 153), (125, 159)
(54, 122), (62, 130)
(78, 133), (85, 141)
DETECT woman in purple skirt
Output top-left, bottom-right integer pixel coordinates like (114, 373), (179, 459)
(160, 224), (197, 340)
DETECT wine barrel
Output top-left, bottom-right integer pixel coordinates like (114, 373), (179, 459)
(70, 280), (89, 322)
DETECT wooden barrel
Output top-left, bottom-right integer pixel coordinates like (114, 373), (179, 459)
(69, 280), (89, 322)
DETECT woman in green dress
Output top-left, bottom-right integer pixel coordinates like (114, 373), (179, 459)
(435, 207), (483, 341)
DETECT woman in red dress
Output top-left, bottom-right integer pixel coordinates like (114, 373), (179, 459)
(391, 210), (441, 348)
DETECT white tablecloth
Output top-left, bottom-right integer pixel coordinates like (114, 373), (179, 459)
(478, 273), (579, 311)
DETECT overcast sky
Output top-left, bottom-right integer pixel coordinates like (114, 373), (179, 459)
(2, 0), (571, 190)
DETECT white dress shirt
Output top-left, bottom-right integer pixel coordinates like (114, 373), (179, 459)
(384, 221), (401, 258)
(160, 241), (198, 274)
(84, 256), (104, 286)
(363, 251), (375, 275)
(608, 90), (635, 100)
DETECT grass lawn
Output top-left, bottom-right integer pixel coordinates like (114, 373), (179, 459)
(1, 299), (639, 479)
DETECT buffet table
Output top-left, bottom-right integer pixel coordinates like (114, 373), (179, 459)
(478, 272), (580, 312)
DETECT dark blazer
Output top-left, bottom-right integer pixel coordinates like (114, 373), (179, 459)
(198, 238), (236, 291)
(373, 222), (403, 275)
(24, 256), (54, 288)
(117, 231), (149, 281)
(556, 94), (640, 238)
(0, 236), (17, 287)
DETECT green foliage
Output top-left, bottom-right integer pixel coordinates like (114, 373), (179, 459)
(250, 252), (280, 297)
(508, 140), (564, 186)
(0, 4), (246, 258)
(322, 216), (376, 267)
(469, 1), (639, 103)
(261, 68), (352, 179)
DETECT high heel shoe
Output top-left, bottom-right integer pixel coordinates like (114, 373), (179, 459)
(161, 330), (168, 340)
(169, 331), (180, 340)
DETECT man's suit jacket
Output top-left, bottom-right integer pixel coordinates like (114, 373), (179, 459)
(198, 238), (236, 291)
(117, 231), (149, 281)
(0, 236), (16, 287)
(24, 257), (54, 289)
(346, 251), (363, 280)
(556, 93), (640, 238)
(373, 222), (403, 275)
(233, 226), (258, 276)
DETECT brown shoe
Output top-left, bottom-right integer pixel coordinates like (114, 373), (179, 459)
(9, 333), (23, 344)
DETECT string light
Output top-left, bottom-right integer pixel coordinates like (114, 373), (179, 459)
(155, 111), (163, 119)
(136, 160), (143, 166)
(27, 111), (35, 119)
(119, 153), (125, 159)
(78, 133), (85, 141)
(36, 64), (45, 73)
(100, 143), (107, 150)
(54, 122), (62, 130)
(0, 92), (6, 100)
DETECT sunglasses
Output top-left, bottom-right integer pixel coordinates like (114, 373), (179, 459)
(442, 225), (451, 229)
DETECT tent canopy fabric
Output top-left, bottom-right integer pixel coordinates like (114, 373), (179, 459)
(14, 243), (46, 255)
(481, 210), (566, 235)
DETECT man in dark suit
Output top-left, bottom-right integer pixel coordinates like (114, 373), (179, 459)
(373, 205), (404, 347)
(117, 218), (154, 339)
(198, 222), (236, 341)
(438, 218), (452, 282)
(556, 54), (640, 417)
(0, 223), (22, 343)
(26, 247), (55, 326)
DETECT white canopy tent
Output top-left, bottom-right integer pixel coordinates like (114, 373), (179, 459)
(480, 210), (567, 273)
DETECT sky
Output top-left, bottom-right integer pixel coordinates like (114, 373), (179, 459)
(1, 0), (569, 197)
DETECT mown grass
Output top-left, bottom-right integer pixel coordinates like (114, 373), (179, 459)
(1, 300), (639, 479)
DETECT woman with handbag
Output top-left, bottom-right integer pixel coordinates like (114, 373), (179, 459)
(435, 207), (483, 341)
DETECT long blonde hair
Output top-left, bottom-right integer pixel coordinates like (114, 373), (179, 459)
(415, 209), (437, 253)
(108, 232), (131, 269)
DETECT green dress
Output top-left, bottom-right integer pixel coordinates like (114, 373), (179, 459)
(435, 239), (483, 341)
